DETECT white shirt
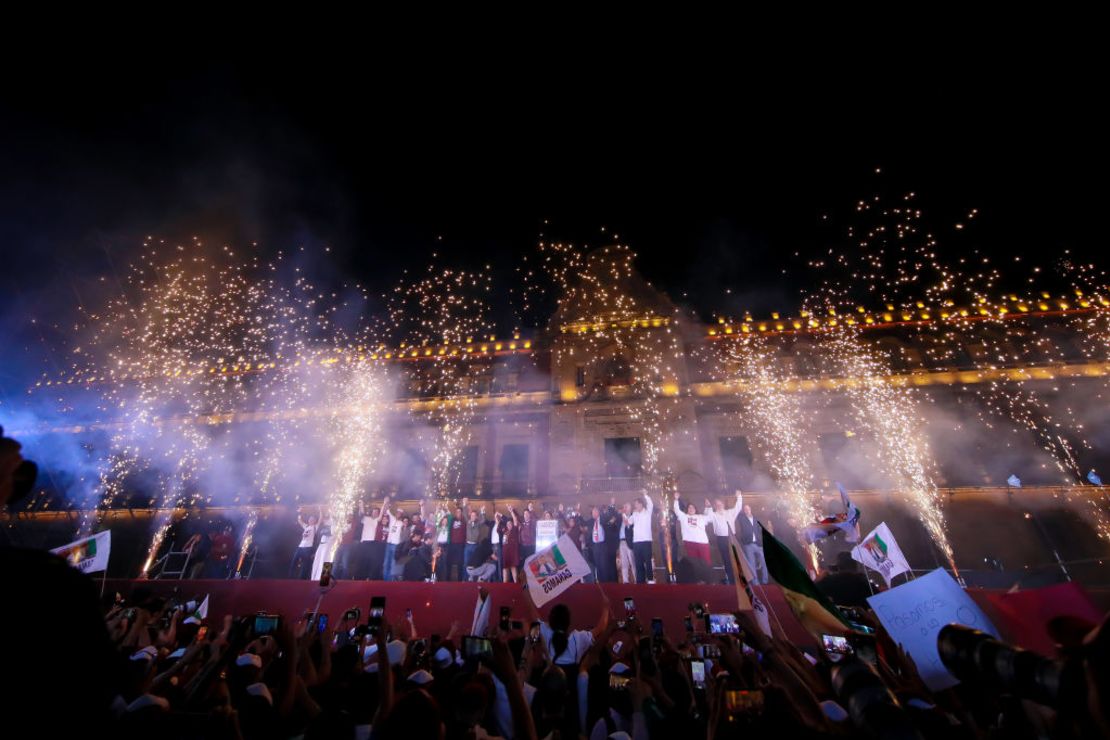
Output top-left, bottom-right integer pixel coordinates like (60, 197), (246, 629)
(673, 501), (710, 544)
(360, 513), (383, 542)
(298, 524), (317, 548)
(386, 515), (406, 545)
(539, 622), (594, 665)
(627, 494), (653, 543)
(706, 494), (743, 536)
(491, 520), (502, 545)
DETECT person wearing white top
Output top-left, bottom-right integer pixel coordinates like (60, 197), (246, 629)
(385, 507), (408, 581)
(359, 496), (389, 580)
(524, 585), (610, 666)
(672, 492), (712, 566)
(310, 514), (335, 581)
(289, 510), (318, 579)
(705, 490), (743, 584)
(623, 492), (654, 584)
(618, 502), (636, 583)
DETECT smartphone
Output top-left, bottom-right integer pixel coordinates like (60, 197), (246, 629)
(303, 610), (317, 624)
(698, 643), (720, 659)
(499, 606), (511, 632)
(683, 616), (694, 634)
(609, 673), (630, 690)
(623, 597), (636, 617)
(692, 602), (706, 619)
(725, 689), (765, 716)
(343, 607), (361, 622)
(612, 640), (624, 655)
(369, 596), (385, 635)
(253, 613), (281, 636)
(405, 608), (413, 620)
(316, 614), (329, 634)
(690, 659), (706, 689)
(708, 613), (740, 635)
(821, 634), (853, 662)
(651, 617), (664, 640)
(411, 638), (427, 656)
(463, 635), (493, 660)
(319, 561), (333, 587)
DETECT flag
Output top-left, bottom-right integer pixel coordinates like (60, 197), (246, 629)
(761, 523), (850, 635)
(51, 530), (111, 574)
(1088, 470), (1102, 486)
(471, 590), (491, 636)
(524, 534), (591, 607)
(729, 537), (772, 637)
(851, 522), (911, 586)
(1007, 474), (1022, 488)
(183, 595), (209, 625)
(835, 483), (862, 543)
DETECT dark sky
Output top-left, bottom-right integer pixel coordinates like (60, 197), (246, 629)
(1, 44), (1103, 356)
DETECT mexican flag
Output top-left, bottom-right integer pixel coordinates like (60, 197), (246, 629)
(760, 523), (850, 636)
(183, 595), (209, 625)
(51, 530), (111, 574)
(729, 537), (772, 637)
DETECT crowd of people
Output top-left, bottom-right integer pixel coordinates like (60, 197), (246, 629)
(282, 490), (767, 587)
(4, 425), (1110, 738)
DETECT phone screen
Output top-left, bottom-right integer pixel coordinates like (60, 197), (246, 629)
(690, 659), (706, 688)
(317, 614), (329, 633)
(369, 596), (385, 632)
(463, 635), (492, 660)
(254, 614), (280, 636)
(651, 618), (664, 639)
(623, 597), (635, 615)
(822, 634), (853, 662)
(319, 561), (333, 586)
(708, 613), (739, 634)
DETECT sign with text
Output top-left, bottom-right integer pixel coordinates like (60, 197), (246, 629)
(524, 534), (591, 607)
(535, 519), (559, 551)
(867, 567), (998, 691)
(51, 530), (112, 574)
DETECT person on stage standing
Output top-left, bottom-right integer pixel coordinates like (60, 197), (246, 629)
(618, 501), (636, 583)
(625, 491), (654, 584)
(311, 512), (334, 581)
(488, 510), (504, 582)
(289, 509), (318, 579)
(673, 491), (712, 567)
(501, 507), (521, 583)
(600, 499), (622, 582)
(359, 496), (389, 580)
(448, 503), (467, 581)
(518, 504), (536, 569)
(465, 504), (484, 571)
(385, 506), (408, 582)
(736, 503), (768, 584)
(705, 490), (743, 584)
(333, 508), (360, 579)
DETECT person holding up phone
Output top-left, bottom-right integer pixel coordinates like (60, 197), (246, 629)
(523, 582), (611, 667)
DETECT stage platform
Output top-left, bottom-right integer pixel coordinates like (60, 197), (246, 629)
(106, 579), (818, 644)
(105, 578), (1110, 652)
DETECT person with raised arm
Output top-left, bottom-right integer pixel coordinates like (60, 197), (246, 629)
(705, 489), (743, 584)
(359, 495), (390, 580)
(290, 507), (319, 579)
(627, 490), (654, 584)
(673, 491), (712, 567)
(502, 506), (522, 583)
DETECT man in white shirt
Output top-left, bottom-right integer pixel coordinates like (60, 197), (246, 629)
(385, 506), (407, 581)
(360, 496), (389, 580)
(618, 502), (636, 584)
(704, 490), (743, 584)
(289, 511), (318, 579)
(672, 491), (712, 566)
(625, 491), (654, 584)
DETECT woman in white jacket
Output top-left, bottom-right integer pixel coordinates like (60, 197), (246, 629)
(672, 491), (712, 566)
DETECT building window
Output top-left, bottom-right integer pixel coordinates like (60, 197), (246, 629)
(499, 444), (529, 496)
(575, 366), (586, 387)
(604, 437), (643, 478)
(719, 436), (754, 489)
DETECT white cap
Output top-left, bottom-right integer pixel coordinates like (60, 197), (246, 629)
(406, 669), (435, 685)
(129, 646), (158, 662)
(245, 682), (273, 706)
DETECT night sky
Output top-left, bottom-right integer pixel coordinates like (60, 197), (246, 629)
(1, 47), (1103, 384)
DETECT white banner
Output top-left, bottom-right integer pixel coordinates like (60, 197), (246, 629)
(535, 519), (559, 551)
(851, 522), (910, 586)
(51, 530), (112, 574)
(524, 534), (591, 607)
